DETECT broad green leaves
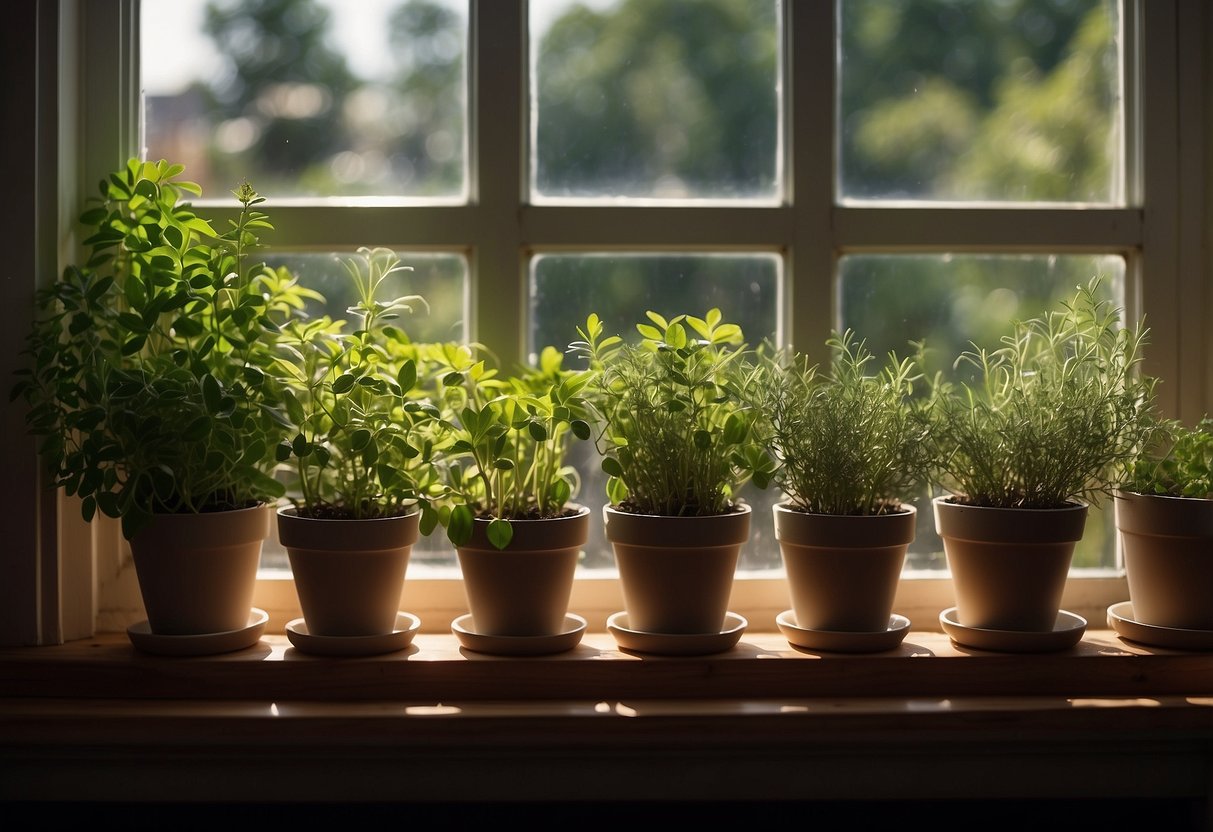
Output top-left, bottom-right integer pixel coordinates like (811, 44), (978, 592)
(13, 159), (299, 537)
(578, 309), (762, 517)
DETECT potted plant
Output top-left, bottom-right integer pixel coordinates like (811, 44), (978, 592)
(12, 159), (310, 647)
(1112, 415), (1213, 635)
(432, 343), (593, 650)
(571, 309), (768, 643)
(744, 330), (931, 648)
(272, 246), (441, 645)
(925, 278), (1156, 640)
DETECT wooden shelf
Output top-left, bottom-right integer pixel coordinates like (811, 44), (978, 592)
(2, 629), (1211, 700)
(2, 630), (1212, 809)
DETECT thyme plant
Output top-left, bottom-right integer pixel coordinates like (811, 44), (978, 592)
(272, 246), (443, 520)
(571, 309), (769, 517)
(432, 343), (594, 549)
(1125, 416), (1213, 499)
(745, 331), (932, 516)
(926, 277), (1157, 509)
(12, 159), (313, 538)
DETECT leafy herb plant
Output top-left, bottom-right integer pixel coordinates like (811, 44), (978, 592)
(429, 342), (593, 549)
(1125, 416), (1213, 499)
(570, 309), (768, 517)
(12, 159), (311, 538)
(272, 246), (443, 520)
(926, 277), (1157, 509)
(745, 331), (932, 516)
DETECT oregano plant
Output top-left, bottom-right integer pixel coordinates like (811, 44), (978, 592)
(570, 309), (768, 517)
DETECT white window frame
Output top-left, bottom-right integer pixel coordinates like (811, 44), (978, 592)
(4, 0), (1210, 644)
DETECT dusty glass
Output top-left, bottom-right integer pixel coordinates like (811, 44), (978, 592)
(529, 0), (782, 202)
(838, 0), (1124, 204)
(141, 0), (468, 200)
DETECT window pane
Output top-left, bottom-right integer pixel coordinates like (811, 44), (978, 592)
(838, 0), (1124, 204)
(258, 251), (467, 573)
(142, 0), (468, 200)
(530, 0), (782, 202)
(839, 253), (1127, 571)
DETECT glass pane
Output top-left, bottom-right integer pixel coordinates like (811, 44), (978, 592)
(258, 251), (467, 573)
(530, 0), (782, 202)
(142, 0), (468, 200)
(531, 253), (784, 571)
(839, 253), (1127, 571)
(838, 0), (1124, 204)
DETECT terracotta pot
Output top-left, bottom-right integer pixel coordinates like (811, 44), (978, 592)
(774, 502), (916, 632)
(604, 503), (751, 635)
(933, 496), (1087, 632)
(277, 507), (420, 637)
(128, 503), (270, 636)
(1114, 489), (1213, 630)
(456, 504), (591, 637)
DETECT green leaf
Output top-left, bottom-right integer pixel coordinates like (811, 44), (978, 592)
(397, 358), (417, 394)
(602, 456), (624, 478)
(722, 412), (748, 445)
(551, 477), (571, 507)
(331, 373), (357, 394)
(571, 419), (591, 440)
(183, 416), (211, 440)
(447, 504), (474, 546)
(350, 429), (372, 451)
(694, 429), (712, 449)
(202, 374), (222, 413)
(486, 518), (514, 550)
(528, 421), (548, 442)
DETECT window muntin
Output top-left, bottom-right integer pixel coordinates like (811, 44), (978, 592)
(141, 0), (469, 201)
(838, 0), (1124, 205)
(529, 0), (782, 203)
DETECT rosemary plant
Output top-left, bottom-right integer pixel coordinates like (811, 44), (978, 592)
(926, 277), (1157, 509)
(746, 331), (932, 516)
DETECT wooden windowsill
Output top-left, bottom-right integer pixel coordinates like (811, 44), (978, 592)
(2, 629), (1212, 809)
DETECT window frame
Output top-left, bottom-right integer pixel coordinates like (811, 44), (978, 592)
(5, 0), (1210, 644)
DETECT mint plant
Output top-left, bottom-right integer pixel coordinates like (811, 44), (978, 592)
(12, 159), (313, 538)
(570, 309), (769, 517)
(272, 246), (444, 520)
(745, 330), (932, 516)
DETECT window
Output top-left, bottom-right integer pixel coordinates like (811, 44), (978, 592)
(10, 0), (1209, 643)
